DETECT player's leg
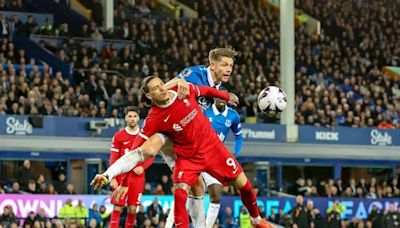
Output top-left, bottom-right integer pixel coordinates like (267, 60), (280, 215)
(173, 158), (203, 228)
(201, 172), (223, 228)
(188, 176), (206, 227)
(161, 137), (206, 228)
(206, 147), (273, 228)
(125, 174), (145, 228)
(110, 197), (125, 228)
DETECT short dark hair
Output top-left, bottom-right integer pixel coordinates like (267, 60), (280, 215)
(124, 106), (140, 116)
(140, 76), (157, 106)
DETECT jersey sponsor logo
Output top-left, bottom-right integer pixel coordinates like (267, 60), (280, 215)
(123, 141), (130, 145)
(225, 120), (232, 127)
(179, 109), (198, 127)
(6, 117), (33, 135)
(163, 115), (171, 122)
(173, 124), (183, 132)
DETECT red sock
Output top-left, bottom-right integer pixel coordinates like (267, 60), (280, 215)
(238, 180), (260, 218)
(125, 212), (136, 228)
(174, 188), (189, 227)
(110, 210), (121, 228)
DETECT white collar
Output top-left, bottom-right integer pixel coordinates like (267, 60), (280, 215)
(212, 103), (228, 117)
(207, 67), (221, 88)
(125, 127), (139, 135)
(155, 90), (177, 108)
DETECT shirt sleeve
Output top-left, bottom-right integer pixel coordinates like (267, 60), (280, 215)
(190, 84), (230, 100)
(176, 68), (202, 84)
(109, 135), (121, 165)
(231, 111), (243, 156)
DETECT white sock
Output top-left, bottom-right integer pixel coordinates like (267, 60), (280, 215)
(206, 203), (220, 228)
(165, 201), (175, 228)
(188, 195), (205, 227)
(250, 216), (262, 224)
(104, 148), (143, 179)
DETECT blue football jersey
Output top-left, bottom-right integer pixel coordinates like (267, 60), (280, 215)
(204, 104), (243, 156)
(176, 65), (221, 110)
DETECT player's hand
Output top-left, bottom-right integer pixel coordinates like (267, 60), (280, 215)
(112, 186), (128, 200)
(228, 92), (239, 107)
(133, 166), (144, 175)
(110, 178), (118, 190)
(90, 174), (110, 190)
(177, 79), (190, 100)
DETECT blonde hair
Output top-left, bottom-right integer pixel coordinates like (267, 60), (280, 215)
(208, 48), (238, 63)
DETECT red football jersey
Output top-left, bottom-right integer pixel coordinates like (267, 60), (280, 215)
(135, 84), (230, 158)
(110, 127), (140, 183)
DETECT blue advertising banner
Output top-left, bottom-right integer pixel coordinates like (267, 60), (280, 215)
(299, 125), (400, 146)
(0, 115), (121, 138)
(0, 115), (286, 142)
(225, 123), (286, 142)
(1, 194), (398, 220)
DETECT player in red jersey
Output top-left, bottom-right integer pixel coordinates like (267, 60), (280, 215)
(92, 76), (274, 228)
(108, 106), (153, 228)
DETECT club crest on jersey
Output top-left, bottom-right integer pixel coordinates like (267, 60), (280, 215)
(178, 69), (192, 78)
(183, 99), (190, 107)
(225, 120), (232, 127)
(198, 96), (210, 109)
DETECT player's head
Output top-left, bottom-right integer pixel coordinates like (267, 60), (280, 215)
(140, 76), (169, 105)
(124, 106), (140, 128)
(214, 86), (228, 111)
(208, 48), (237, 83)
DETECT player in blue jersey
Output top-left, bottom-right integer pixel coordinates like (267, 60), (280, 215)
(203, 86), (243, 227)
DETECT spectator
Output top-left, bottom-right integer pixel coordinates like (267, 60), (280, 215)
(152, 184), (165, 195)
(26, 179), (38, 194)
(9, 181), (20, 193)
(74, 199), (89, 225)
(146, 198), (163, 221)
(47, 183), (57, 194)
(0, 205), (19, 227)
(88, 203), (102, 227)
(136, 204), (147, 227)
(34, 208), (47, 226)
(160, 175), (172, 195)
(16, 160), (34, 190)
(65, 183), (76, 194)
(23, 211), (36, 228)
(54, 173), (67, 194)
(291, 195), (310, 228)
(58, 199), (76, 222)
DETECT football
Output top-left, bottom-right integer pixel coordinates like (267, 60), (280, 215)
(257, 86), (288, 117)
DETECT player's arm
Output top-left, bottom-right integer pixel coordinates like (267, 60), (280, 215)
(191, 84), (239, 106)
(91, 117), (165, 189)
(231, 112), (243, 157)
(109, 135), (124, 188)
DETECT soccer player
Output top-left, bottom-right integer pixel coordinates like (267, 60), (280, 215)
(164, 47), (239, 227)
(203, 86), (243, 227)
(92, 76), (273, 228)
(108, 106), (153, 228)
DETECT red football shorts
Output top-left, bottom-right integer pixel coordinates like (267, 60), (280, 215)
(111, 173), (145, 206)
(173, 140), (242, 187)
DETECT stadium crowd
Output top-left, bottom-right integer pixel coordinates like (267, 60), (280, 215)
(0, 0), (397, 128)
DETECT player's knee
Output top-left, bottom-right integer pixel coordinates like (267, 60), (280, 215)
(233, 172), (248, 188)
(127, 206), (137, 214)
(113, 205), (123, 212)
(191, 178), (205, 196)
(174, 182), (190, 194)
(209, 184), (223, 203)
